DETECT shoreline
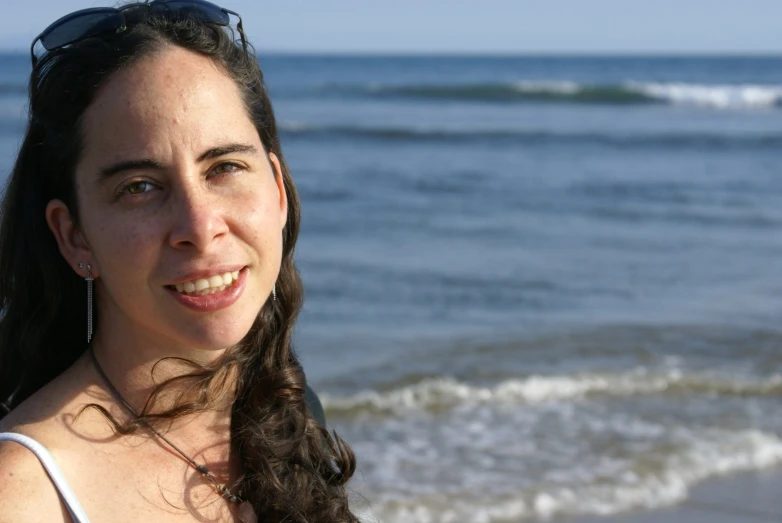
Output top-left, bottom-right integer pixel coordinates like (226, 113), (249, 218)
(552, 466), (782, 523)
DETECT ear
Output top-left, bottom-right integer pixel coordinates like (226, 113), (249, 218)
(45, 199), (98, 278)
(268, 152), (288, 229)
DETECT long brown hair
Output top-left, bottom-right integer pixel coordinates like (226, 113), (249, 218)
(0, 9), (358, 522)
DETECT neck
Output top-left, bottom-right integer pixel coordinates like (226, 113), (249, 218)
(86, 321), (237, 431)
(74, 303), (244, 502)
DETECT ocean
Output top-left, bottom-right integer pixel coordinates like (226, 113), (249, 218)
(2, 53), (782, 522)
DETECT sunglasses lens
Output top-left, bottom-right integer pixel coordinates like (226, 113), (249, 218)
(150, 0), (229, 25)
(41, 11), (125, 50)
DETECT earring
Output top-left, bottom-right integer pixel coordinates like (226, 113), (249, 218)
(272, 284), (277, 302)
(79, 263), (94, 343)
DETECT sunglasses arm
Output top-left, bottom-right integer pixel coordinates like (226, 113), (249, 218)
(30, 35), (42, 67)
(223, 9), (247, 53)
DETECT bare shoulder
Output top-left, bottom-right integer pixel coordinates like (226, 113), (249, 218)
(0, 435), (73, 522)
(0, 356), (94, 522)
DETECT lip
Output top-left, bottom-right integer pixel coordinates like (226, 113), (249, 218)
(165, 267), (248, 312)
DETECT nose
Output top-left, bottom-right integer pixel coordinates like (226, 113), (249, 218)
(168, 183), (229, 252)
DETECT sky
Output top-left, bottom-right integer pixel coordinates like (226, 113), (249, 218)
(3, 0), (781, 54)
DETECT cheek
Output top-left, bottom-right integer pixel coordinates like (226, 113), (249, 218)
(234, 193), (284, 273)
(88, 213), (161, 275)
(86, 216), (161, 311)
(238, 180), (283, 233)
(239, 207), (278, 259)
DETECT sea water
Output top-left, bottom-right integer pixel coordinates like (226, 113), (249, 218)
(2, 54), (782, 522)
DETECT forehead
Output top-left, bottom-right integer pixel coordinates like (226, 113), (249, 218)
(79, 45), (257, 162)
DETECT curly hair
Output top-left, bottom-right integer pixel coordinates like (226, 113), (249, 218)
(0, 7), (358, 522)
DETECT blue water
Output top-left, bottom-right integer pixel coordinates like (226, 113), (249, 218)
(2, 54), (782, 522)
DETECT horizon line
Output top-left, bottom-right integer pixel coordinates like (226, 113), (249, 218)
(2, 48), (782, 58)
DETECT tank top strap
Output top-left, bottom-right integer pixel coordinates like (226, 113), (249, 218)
(0, 432), (91, 523)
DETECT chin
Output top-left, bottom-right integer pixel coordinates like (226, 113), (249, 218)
(173, 314), (260, 352)
(206, 328), (257, 352)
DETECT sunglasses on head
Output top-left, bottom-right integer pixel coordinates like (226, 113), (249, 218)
(30, 0), (245, 67)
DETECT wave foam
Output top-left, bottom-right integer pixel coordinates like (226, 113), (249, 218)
(356, 80), (782, 109)
(627, 81), (782, 109)
(321, 370), (782, 415)
(359, 429), (782, 522)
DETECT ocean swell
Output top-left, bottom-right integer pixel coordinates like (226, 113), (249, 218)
(350, 80), (782, 109)
(279, 123), (782, 150)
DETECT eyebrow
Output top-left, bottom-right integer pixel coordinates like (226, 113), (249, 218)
(99, 159), (164, 180)
(197, 143), (258, 163)
(97, 143), (260, 180)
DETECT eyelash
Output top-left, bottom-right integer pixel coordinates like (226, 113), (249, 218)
(115, 162), (245, 200)
(117, 180), (155, 199)
(211, 162), (243, 176)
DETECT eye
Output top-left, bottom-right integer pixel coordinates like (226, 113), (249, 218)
(123, 180), (155, 195)
(210, 162), (243, 176)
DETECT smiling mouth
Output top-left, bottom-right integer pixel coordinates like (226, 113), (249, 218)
(167, 270), (241, 297)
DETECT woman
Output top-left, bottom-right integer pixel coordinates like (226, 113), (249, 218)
(0, 1), (358, 522)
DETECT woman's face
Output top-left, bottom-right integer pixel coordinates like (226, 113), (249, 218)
(48, 45), (287, 351)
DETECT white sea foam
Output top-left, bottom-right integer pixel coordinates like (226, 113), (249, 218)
(320, 369), (782, 415)
(510, 79), (782, 109)
(626, 81), (782, 109)
(528, 428), (782, 519)
(329, 365), (782, 522)
(357, 428), (782, 522)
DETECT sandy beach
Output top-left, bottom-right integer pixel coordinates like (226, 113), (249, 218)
(559, 466), (782, 523)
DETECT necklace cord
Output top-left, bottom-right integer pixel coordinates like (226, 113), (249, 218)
(87, 346), (242, 503)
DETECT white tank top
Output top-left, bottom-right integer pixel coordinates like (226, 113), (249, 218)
(0, 432), (91, 522)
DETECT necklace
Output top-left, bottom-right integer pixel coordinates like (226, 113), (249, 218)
(88, 346), (257, 523)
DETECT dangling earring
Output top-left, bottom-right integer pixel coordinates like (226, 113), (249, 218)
(272, 284), (277, 302)
(79, 262), (94, 343)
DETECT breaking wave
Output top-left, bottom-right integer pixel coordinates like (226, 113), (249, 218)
(321, 369), (782, 416)
(349, 80), (782, 109)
